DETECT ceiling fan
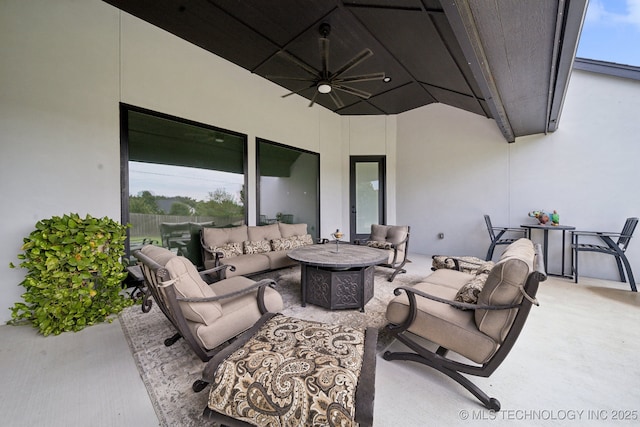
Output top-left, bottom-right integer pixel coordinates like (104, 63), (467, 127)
(268, 23), (386, 109)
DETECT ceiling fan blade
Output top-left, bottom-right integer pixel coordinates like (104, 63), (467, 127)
(308, 91), (319, 107)
(276, 51), (320, 77)
(320, 37), (329, 79)
(333, 72), (385, 84)
(332, 84), (372, 99)
(331, 49), (373, 79)
(329, 90), (345, 109)
(282, 83), (315, 98)
(266, 75), (316, 82)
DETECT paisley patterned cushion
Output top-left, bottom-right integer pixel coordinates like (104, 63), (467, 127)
(367, 240), (392, 249)
(209, 242), (242, 258)
(206, 314), (374, 426)
(271, 234), (313, 251)
(243, 240), (271, 254)
(454, 272), (490, 307)
(432, 255), (494, 274)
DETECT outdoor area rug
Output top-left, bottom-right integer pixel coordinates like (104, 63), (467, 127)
(119, 266), (423, 427)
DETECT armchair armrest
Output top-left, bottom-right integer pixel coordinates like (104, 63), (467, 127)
(388, 285), (533, 333)
(199, 264), (236, 282)
(179, 278), (276, 314)
(571, 230), (622, 238)
(393, 285), (522, 311)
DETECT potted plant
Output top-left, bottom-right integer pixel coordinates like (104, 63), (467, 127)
(9, 213), (133, 335)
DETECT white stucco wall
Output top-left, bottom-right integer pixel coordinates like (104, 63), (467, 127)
(396, 70), (640, 282)
(0, 0), (376, 323)
(1, 0), (638, 323)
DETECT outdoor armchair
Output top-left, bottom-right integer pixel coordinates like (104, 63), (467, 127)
(355, 224), (410, 282)
(133, 245), (283, 362)
(384, 239), (546, 410)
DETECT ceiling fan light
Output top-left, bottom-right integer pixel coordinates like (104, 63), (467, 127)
(317, 82), (332, 93)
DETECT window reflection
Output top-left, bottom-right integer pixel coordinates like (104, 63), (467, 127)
(257, 139), (319, 239)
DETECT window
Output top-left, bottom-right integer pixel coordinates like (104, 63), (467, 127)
(120, 105), (247, 265)
(256, 138), (319, 240)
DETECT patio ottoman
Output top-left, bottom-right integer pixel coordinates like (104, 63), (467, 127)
(201, 313), (377, 426)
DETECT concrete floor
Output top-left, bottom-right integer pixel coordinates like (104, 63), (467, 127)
(1, 253), (638, 426)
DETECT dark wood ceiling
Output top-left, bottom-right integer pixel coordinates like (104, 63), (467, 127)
(103, 0), (587, 142)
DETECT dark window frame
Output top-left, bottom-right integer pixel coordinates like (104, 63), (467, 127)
(255, 137), (320, 240)
(119, 103), (248, 258)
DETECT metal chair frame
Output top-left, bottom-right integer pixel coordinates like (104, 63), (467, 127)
(484, 214), (528, 261)
(571, 217), (638, 292)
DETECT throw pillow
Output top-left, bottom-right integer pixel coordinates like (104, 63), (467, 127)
(454, 272), (490, 308)
(210, 242), (242, 258)
(367, 240), (392, 250)
(296, 234), (314, 246)
(271, 237), (298, 251)
(243, 240), (271, 254)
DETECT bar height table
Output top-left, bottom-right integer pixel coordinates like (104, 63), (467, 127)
(521, 223), (575, 277)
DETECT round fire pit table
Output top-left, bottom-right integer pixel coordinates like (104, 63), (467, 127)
(288, 243), (388, 312)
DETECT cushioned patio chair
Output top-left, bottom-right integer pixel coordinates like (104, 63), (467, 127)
(355, 224), (410, 282)
(484, 214), (528, 261)
(384, 239), (546, 410)
(133, 245), (283, 363)
(571, 217), (638, 292)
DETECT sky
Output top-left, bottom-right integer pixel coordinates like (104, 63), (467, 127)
(129, 161), (244, 202)
(576, 0), (640, 66)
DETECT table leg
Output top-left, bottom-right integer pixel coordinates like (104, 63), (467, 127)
(300, 264), (307, 307)
(542, 229), (549, 272)
(360, 267), (366, 313)
(561, 230), (566, 277)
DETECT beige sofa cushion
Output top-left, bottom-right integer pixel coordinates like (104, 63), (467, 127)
(475, 238), (534, 342)
(164, 256), (223, 326)
(191, 276), (284, 350)
(202, 225), (248, 247)
(220, 254), (271, 277)
(263, 251), (297, 270)
(386, 280), (498, 364)
(278, 222), (308, 238)
(247, 223), (281, 242)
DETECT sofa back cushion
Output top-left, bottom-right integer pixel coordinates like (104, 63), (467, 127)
(475, 238), (534, 342)
(278, 222), (308, 238)
(247, 223), (281, 242)
(164, 256), (223, 326)
(202, 225), (248, 247)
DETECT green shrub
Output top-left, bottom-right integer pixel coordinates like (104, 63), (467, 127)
(9, 213), (133, 335)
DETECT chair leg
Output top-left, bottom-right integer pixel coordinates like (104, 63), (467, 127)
(383, 350), (500, 411)
(573, 249), (579, 283)
(620, 255), (637, 292)
(388, 263), (407, 282)
(614, 256), (626, 283)
(164, 332), (182, 347)
(486, 243), (496, 261)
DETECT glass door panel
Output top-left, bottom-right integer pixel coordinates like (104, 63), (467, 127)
(350, 156), (386, 242)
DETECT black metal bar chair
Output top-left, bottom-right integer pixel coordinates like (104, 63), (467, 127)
(571, 217), (638, 292)
(484, 214), (528, 261)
